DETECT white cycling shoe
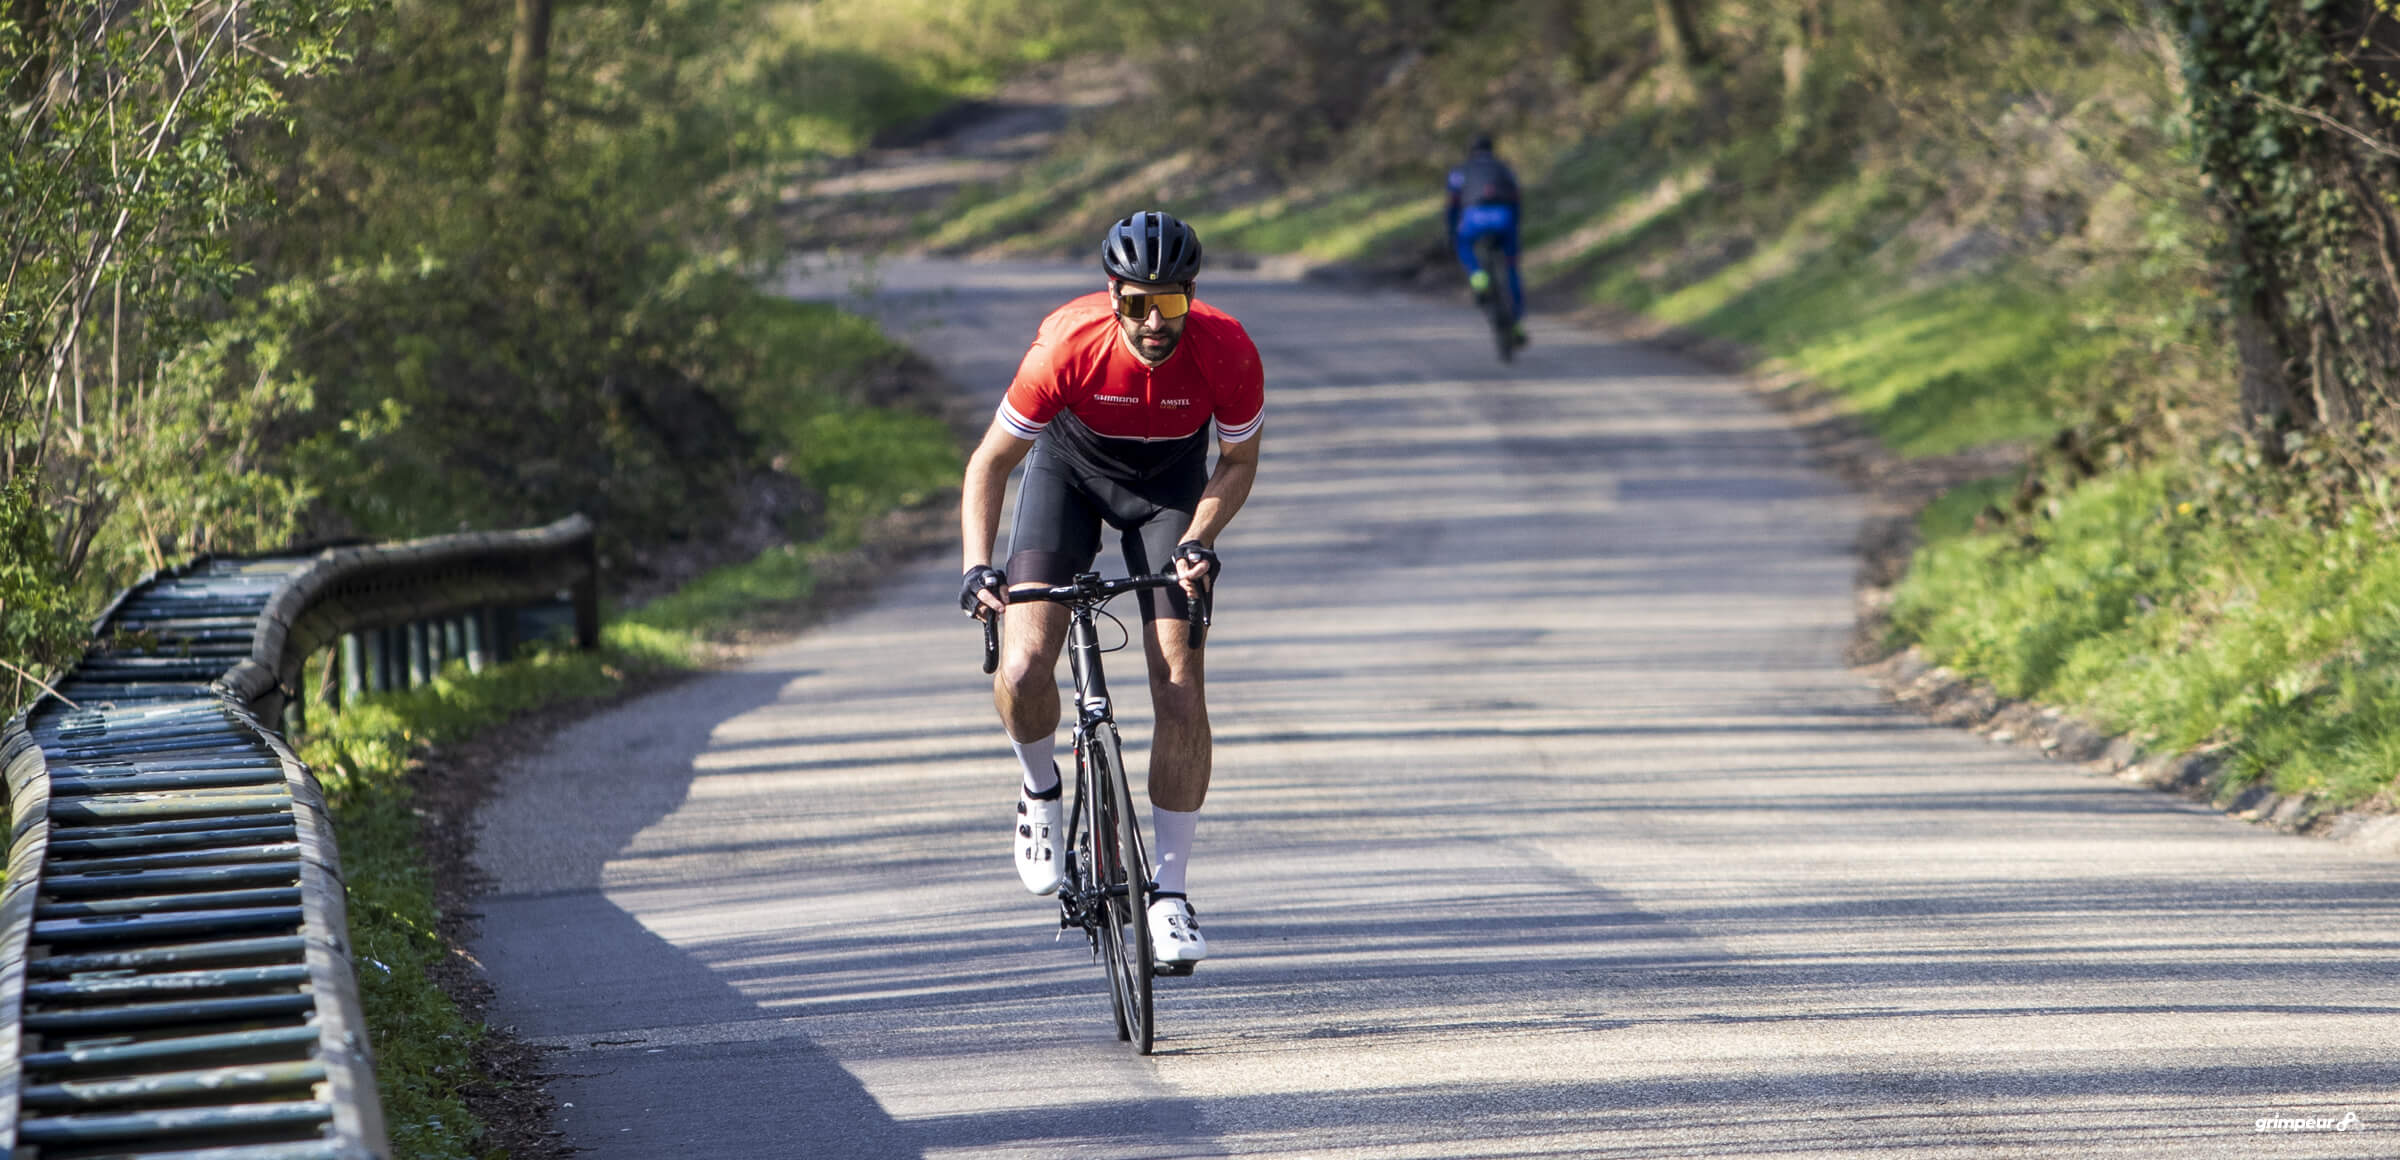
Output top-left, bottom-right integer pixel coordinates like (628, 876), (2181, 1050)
(1015, 791), (1063, 895)
(1147, 895), (1207, 964)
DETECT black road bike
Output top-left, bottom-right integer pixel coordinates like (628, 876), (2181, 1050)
(1472, 234), (1522, 364)
(979, 572), (1210, 1054)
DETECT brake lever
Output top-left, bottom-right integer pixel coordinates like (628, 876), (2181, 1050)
(982, 611), (999, 675)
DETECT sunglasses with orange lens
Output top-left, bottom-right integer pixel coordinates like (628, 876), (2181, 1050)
(1114, 290), (1191, 320)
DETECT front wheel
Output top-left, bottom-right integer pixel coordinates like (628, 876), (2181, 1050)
(1089, 724), (1154, 1054)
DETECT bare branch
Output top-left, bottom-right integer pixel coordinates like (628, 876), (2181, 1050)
(2234, 81), (2400, 163)
(38, 1), (247, 424)
(0, 657), (81, 711)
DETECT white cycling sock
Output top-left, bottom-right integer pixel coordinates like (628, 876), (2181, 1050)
(1012, 735), (1059, 797)
(1150, 806), (1198, 895)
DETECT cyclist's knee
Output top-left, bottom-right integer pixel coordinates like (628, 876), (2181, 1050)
(995, 665), (1040, 704)
(996, 640), (1061, 698)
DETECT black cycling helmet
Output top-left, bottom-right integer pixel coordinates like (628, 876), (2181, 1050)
(1101, 211), (1203, 284)
(1469, 133), (1496, 153)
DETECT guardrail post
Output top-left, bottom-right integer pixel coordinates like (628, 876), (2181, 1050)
(405, 622), (428, 687)
(363, 630), (388, 693)
(442, 617), (464, 673)
(342, 634), (366, 701)
(465, 612), (489, 677)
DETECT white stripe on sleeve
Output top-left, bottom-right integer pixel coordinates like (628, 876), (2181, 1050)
(1215, 407), (1263, 443)
(998, 399), (1046, 440)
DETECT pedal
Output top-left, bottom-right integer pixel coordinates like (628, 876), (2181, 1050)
(1152, 961), (1197, 978)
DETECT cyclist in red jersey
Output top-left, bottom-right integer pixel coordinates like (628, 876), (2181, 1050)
(959, 211), (1263, 966)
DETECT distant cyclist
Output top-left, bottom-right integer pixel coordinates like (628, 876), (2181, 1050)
(959, 210), (1264, 967)
(1446, 133), (1527, 349)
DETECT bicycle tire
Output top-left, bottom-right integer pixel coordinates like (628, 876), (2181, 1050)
(1475, 236), (1516, 363)
(1067, 748), (1127, 1041)
(1090, 724), (1155, 1053)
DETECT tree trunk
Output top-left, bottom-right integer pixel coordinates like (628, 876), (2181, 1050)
(495, 0), (553, 184)
(2230, 289), (2298, 436)
(1781, 0), (1824, 102)
(1654, 0), (1707, 71)
(1647, 0), (1709, 105)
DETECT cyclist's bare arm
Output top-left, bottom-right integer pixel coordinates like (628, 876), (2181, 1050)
(962, 416), (1036, 615)
(1175, 431), (1262, 597)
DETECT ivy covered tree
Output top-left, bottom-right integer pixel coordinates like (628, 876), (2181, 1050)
(2172, 0), (2400, 439)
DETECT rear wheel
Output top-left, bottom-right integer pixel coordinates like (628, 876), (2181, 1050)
(1474, 237), (1517, 363)
(1089, 724), (1154, 1053)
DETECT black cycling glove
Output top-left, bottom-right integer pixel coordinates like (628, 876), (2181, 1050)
(960, 565), (1007, 615)
(1175, 540), (1221, 582)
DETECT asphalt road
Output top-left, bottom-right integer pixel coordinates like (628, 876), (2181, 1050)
(472, 260), (2400, 1158)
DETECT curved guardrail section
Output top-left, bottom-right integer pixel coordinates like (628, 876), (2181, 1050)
(0, 516), (596, 1159)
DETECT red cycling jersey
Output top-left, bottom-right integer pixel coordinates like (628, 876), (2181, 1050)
(998, 293), (1265, 449)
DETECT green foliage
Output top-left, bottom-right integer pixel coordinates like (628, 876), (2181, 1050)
(623, 545), (818, 637)
(0, 479), (86, 704)
(8, 0), (984, 613)
(1663, 254), (2123, 457)
(709, 295), (961, 539)
(223, 0), (791, 567)
(1, 0), (371, 588)
(785, 407), (959, 542)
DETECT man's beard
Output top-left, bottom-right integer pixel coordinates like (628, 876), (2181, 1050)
(1128, 323), (1181, 363)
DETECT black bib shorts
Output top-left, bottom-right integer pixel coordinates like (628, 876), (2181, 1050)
(1005, 424), (1207, 624)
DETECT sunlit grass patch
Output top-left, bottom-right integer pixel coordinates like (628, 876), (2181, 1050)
(1895, 467), (2400, 809)
(1192, 184), (1435, 261)
(754, 0), (1122, 155)
(927, 151), (1138, 252)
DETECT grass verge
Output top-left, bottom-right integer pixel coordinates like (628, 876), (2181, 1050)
(1894, 466), (2400, 811)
